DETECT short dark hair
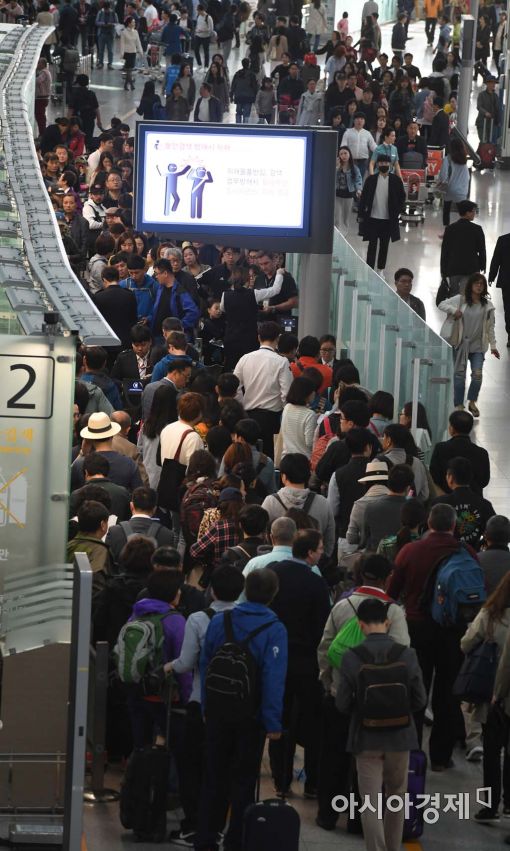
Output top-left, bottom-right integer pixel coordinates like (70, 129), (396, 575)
(245, 567), (279, 604)
(446, 456), (472, 486)
(340, 400), (370, 427)
(210, 565), (245, 601)
(127, 253), (146, 271)
(95, 233), (115, 255)
(154, 257), (172, 274)
(298, 335), (320, 358)
(83, 345), (107, 370)
(205, 425), (232, 460)
(102, 266), (119, 283)
(239, 504), (269, 536)
(234, 418), (261, 445)
(77, 500), (109, 533)
(292, 528), (322, 559)
(119, 535), (156, 575)
(369, 390), (394, 420)
(61, 170), (77, 187)
(388, 463), (415, 493)
(429, 503), (457, 532)
(167, 358), (192, 376)
(383, 423), (410, 449)
(278, 332), (299, 355)
(394, 267), (413, 281)
(280, 453), (310, 485)
(357, 597), (389, 625)
(146, 568), (183, 602)
(360, 553), (393, 582)
(376, 153), (391, 164)
(216, 373), (240, 397)
(457, 199), (477, 216)
(83, 453), (110, 477)
(485, 515), (510, 546)
(286, 376), (316, 406)
(187, 449), (217, 480)
(449, 410), (473, 435)
(345, 427), (373, 455)
(220, 399), (245, 433)
(130, 324), (151, 343)
(132, 486), (157, 513)
(258, 321), (281, 342)
(152, 546), (181, 569)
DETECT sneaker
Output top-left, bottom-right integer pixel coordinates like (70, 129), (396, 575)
(468, 400), (480, 417)
(455, 404), (465, 411)
(466, 745), (484, 761)
(96, 63), (104, 68)
(107, 63), (114, 69)
(474, 808), (500, 822)
(378, 269), (386, 280)
(168, 829), (196, 846)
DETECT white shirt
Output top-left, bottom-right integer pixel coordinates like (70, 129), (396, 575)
(143, 3), (158, 27)
(371, 172), (390, 220)
(234, 346), (292, 412)
(160, 419), (204, 468)
(87, 148), (102, 181)
(342, 127), (376, 160)
(198, 96), (210, 122)
(195, 11), (213, 36)
(281, 403), (317, 459)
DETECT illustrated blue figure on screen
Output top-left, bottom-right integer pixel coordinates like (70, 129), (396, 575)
(157, 163), (191, 214)
(189, 166), (213, 219)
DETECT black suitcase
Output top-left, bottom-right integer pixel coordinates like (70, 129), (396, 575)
(120, 745), (170, 842)
(243, 798), (300, 851)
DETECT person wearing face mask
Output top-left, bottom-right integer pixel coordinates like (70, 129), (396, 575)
(358, 154), (406, 278)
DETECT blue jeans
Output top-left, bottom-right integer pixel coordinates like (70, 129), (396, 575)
(453, 351), (485, 406)
(98, 32), (114, 65)
(236, 101), (252, 123)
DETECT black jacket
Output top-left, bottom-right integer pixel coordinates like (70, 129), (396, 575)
(440, 218), (486, 277)
(429, 434), (490, 495)
(428, 108), (450, 147)
(93, 285), (139, 349)
(270, 559), (330, 676)
(193, 95), (222, 122)
(316, 433), (380, 484)
(358, 173), (406, 242)
(430, 486), (495, 549)
(489, 234), (510, 289)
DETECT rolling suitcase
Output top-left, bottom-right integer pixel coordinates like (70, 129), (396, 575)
(242, 732), (300, 851)
(119, 687), (172, 842)
(477, 119), (497, 169)
(403, 749), (427, 840)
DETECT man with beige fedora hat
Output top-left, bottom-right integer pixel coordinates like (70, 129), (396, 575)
(71, 412), (143, 492)
(345, 459), (390, 549)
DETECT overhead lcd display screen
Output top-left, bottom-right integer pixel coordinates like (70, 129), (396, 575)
(134, 124), (313, 239)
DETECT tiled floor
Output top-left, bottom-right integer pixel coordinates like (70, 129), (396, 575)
(54, 15), (510, 848)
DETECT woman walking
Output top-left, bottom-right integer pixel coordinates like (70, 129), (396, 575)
(438, 273), (500, 417)
(120, 17), (144, 90)
(335, 146), (362, 233)
(437, 136), (470, 235)
(306, 0), (328, 52)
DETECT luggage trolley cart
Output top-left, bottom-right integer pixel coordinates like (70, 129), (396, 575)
(400, 168), (427, 225)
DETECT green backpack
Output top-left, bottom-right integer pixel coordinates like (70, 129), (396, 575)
(114, 610), (172, 685)
(327, 599), (364, 669)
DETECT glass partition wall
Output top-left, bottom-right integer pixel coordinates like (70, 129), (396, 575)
(288, 228), (453, 457)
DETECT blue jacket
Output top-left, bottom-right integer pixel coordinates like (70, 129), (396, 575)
(151, 353), (197, 383)
(120, 274), (156, 322)
(151, 281), (200, 337)
(161, 22), (187, 55)
(200, 601), (288, 732)
(80, 371), (122, 410)
(336, 164), (362, 195)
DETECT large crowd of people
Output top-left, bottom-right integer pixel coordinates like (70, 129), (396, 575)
(19, 0), (510, 847)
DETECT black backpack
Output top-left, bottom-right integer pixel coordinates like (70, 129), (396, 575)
(204, 610), (275, 722)
(352, 642), (411, 731)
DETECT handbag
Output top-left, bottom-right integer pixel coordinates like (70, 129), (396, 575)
(453, 639), (500, 704)
(157, 428), (194, 511)
(439, 298), (465, 346)
(435, 276), (451, 306)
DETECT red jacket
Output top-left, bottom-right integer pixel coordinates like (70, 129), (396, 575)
(386, 531), (478, 623)
(290, 356), (332, 395)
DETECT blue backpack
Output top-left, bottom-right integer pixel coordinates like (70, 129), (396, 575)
(153, 102), (166, 120)
(430, 546), (486, 627)
(164, 64), (180, 96)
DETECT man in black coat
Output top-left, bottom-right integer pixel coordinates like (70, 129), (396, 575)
(428, 96), (450, 147)
(105, 486), (177, 565)
(489, 230), (510, 345)
(358, 154), (406, 276)
(268, 528), (331, 796)
(440, 199), (486, 295)
(111, 324), (154, 414)
(93, 266), (139, 352)
(429, 409), (490, 496)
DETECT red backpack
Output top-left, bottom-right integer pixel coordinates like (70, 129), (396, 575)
(310, 416), (335, 472)
(180, 480), (218, 546)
